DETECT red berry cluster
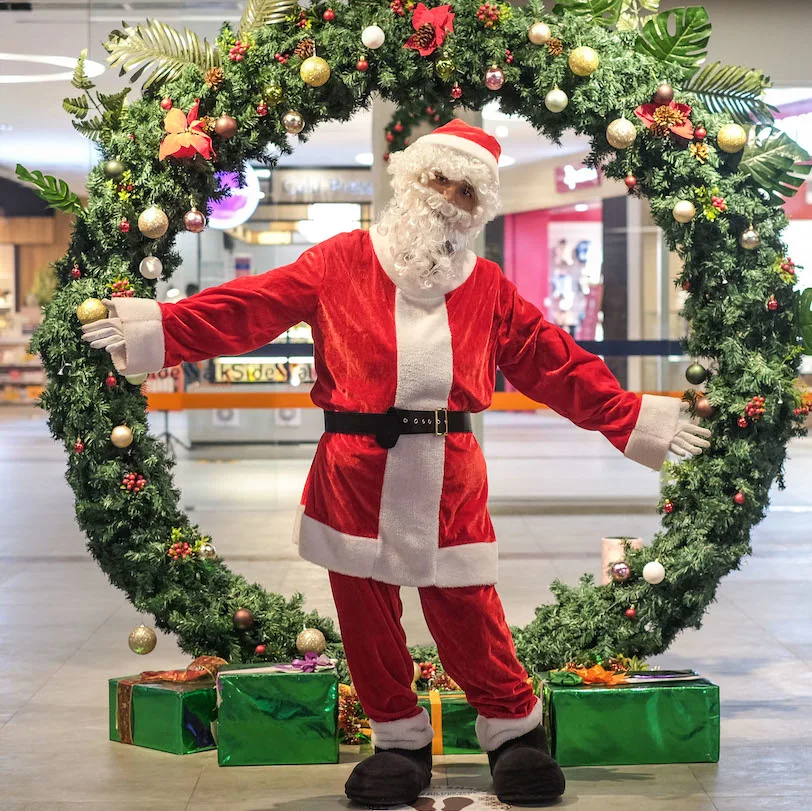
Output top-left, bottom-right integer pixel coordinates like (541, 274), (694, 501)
(71, 264), (82, 280)
(168, 540), (193, 560)
(419, 661), (437, 681)
(711, 194), (727, 212)
(111, 279), (134, 298)
(122, 472), (146, 493)
(477, 2), (501, 27)
(115, 179), (134, 195)
(794, 404), (809, 417)
(390, 0), (409, 15)
(745, 396), (766, 421)
(781, 257), (796, 275)
(275, 52), (289, 64)
(296, 11), (308, 28)
(505, 48), (514, 64)
(229, 40), (249, 61)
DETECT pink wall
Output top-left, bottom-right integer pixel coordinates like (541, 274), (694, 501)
(503, 209), (549, 311)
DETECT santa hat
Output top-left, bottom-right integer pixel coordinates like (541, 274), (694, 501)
(411, 119), (501, 182)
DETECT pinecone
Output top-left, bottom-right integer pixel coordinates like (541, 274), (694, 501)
(413, 22), (436, 49)
(294, 38), (315, 59)
(199, 116), (216, 134)
(205, 66), (224, 90)
(547, 37), (563, 56)
(691, 141), (709, 163)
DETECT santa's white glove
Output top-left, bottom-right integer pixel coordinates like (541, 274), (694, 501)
(669, 402), (712, 459)
(81, 299), (124, 356)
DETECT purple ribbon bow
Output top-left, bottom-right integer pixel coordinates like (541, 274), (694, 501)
(291, 651), (333, 672)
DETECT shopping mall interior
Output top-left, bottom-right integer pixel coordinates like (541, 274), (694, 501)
(2, 0), (812, 808)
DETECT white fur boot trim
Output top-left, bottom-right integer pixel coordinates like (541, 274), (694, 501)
(370, 707), (434, 751)
(475, 696), (544, 752)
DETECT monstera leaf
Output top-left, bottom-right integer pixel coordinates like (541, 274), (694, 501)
(741, 127), (811, 206)
(796, 289), (812, 353)
(635, 7), (711, 72)
(104, 19), (221, 90)
(238, 0), (299, 37)
(687, 61), (776, 125)
(553, 0), (622, 26)
(616, 0), (661, 31)
(15, 165), (83, 216)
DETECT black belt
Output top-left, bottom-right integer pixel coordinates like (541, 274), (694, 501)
(324, 408), (472, 449)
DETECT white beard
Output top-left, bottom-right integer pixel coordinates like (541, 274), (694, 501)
(376, 181), (480, 291)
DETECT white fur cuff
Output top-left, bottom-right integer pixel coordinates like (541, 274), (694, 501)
(475, 696), (543, 752)
(105, 297), (165, 375)
(624, 394), (682, 471)
(370, 708), (434, 751)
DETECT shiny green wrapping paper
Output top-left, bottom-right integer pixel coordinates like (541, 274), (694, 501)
(217, 664), (339, 766)
(108, 677), (217, 755)
(543, 679), (720, 767)
(416, 691), (481, 754)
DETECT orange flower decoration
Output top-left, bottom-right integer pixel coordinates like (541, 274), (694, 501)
(159, 98), (214, 161)
(571, 664), (628, 685)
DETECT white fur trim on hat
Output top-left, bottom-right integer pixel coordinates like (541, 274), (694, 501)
(415, 132), (499, 181)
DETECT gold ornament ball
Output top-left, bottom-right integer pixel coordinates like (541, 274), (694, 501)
(568, 46), (599, 77)
(296, 627), (326, 654)
(264, 84), (284, 106)
(283, 110), (305, 135)
(544, 86), (569, 113)
(137, 205), (170, 239)
(198, 542), (217, 560)
(672, 200), (696, 223)
(412, 661), (422, 683)
(717, 123), (748, 153)
(76, 298), (108, 325)
(128, 624), (157, 655)
(528, 22), (552, 46)
(606, 118), (637, 150)
(300, 55), (331, 87)
(435, 58), (455, 81)
(739, 227), (761, 250)
(111, 425), (134, 448)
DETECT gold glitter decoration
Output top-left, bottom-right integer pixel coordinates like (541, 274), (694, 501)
(691, 142), (709, 163)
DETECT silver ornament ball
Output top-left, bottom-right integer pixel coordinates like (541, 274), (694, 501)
(739, 228), (761, 250)
(361, 25), (386, 50)
(139, 255), (163, 280)
(528, 22), (552, 45)
(283, 110), (305, 135)
(545, 87), (569, 113)
(198, 542), (217, 560)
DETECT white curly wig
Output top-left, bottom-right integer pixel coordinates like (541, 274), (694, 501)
(375, 140), (502, 290)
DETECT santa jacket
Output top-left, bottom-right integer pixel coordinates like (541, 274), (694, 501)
(110, 227), (680, 588)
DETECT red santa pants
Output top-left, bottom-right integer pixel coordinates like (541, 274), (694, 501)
(329, 571), (542, 751)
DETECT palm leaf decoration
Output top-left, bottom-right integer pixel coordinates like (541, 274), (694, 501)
(635, 7), (711, 72)
(104, 19), (221, 90)
(552, 0), (623, 27)
(795, 289), (812, 353)
(15, 165), (83, 216)
(687, 62), (776, 125)
(740, 127), (811, 207)
(238, 0), (300, 37)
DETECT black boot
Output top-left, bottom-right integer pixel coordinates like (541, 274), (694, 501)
(345, 741), (433, 808)
(487, 725), (565, 806)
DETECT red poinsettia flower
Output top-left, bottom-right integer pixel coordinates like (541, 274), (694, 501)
(159, 99), (214, 161)
(634, 100), (694, 141)
(404, 3), (455, 56)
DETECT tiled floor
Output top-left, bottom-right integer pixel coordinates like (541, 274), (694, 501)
(1, 406), (811, 810)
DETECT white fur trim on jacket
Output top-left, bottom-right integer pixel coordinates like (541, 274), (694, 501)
(105, 297), (165, 375)
(370, 708), (434, 751)
(624, 393), (682, 470)
(415, 132), (499, 181)
(475, 696), (544, 752)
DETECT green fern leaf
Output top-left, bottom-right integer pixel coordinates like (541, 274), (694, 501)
(62, 95), (89, 119)
(238, 0), (301, 37)
(71, 48), (96, 90)
(15, 165), (83, 215)
(552, 0), (623, 27)
(635, 7), (711, 72)
(104, 18), (221, 90)
(98, 87), (131, 114)
(687, 61), (776, 125)
(740, 127), (811, 207)
(795, 288), (812, 353)
(72, 116), (106, 143)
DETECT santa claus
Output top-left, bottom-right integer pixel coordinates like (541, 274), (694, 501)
(83, 119), (710, 807)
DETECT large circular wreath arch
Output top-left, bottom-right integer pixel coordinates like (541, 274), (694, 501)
(23, 0), (810, 676)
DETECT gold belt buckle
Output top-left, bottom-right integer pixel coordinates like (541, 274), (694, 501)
(435, 408), (449, 436)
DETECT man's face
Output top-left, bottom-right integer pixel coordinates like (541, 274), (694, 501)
(425, 172), (478, 213)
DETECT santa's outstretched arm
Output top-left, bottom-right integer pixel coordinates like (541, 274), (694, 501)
(495, 273), (710, 470)
(81, 243), (326, 375)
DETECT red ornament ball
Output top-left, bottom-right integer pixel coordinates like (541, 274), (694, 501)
(681, 280), (692, 291)
(695, 126), (707, 140)
(356, 58), (369, 72)
(256, 102), (268, 117)
(255, 643), (266, 655)
(767, 296), (779, 312)
(662, 499), (674, 514)
(624, 174), (637, 189)
(105, 374), (118, 388)
(160, 97), (173, 111)
(451, 84), (463, 99)
(738, 416), (749, 428)
(734, 491), (746, 505)
(624, 607), (637, 619)
(73, 440), (85, 454)
(394, 121), (404, 133)
(119, 219), (130, 233)
(383, 152), (390, 162)
(323, 8), (335, 20)
(71, 265), (81, 280)
(385, 132), (394, 143)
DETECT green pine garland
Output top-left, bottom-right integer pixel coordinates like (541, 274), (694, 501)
(25, 0), (810, 680)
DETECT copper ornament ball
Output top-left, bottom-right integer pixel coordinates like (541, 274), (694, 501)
(184, 209), (206, 233)
(695, 396), (716, 419)
(609, 561), (631, 582)
(296, 627), (327, 654)
(214, 115), (238, 139)
(111, 425), (134, 448)
(528, 21), (552, 45)
(76, 298), (108, 325)
(739, 227), (761, 250)
(137, 205), (169, 239)
(128, 624), (157, 655)
(233, 608), (255, 630)
(485, 65), (505, 91)
(653, 82), (674, 106)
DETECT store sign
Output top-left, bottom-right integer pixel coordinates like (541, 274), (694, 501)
(272, 168), (373, 202)
(215, 360), (316, 384)
(555, 163), (602, 194)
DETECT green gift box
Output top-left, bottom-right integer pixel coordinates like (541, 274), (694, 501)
(543, 676), (720, 767)
(416, 690), (481, 755)
(216, 663), (339, 766)
(108, 676), (217, 755)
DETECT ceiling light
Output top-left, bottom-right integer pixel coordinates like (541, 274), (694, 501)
(355, 152), (374, 166)
(495, 125), (509, 138)
(498, 155), (516, 168)
(0, 52), (105, 84)
(574, 203), (589, 212)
